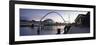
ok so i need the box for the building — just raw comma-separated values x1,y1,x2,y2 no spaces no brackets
75,12,90,27
20,20,33,27
43,19,54,25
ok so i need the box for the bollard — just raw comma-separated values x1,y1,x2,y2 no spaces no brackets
37,27,40,35
57,28,61,34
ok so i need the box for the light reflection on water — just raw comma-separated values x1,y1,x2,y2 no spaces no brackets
20,26,65,36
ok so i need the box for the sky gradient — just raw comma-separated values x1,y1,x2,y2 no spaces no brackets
20,9,88,23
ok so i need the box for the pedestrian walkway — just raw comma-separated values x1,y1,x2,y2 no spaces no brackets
67,26,90,34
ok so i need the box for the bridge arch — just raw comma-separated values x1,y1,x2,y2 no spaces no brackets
40,11,66,23
37,11,66,34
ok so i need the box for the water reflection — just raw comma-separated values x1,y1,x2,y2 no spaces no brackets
20,26,65,36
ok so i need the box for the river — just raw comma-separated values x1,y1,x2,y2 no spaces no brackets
20,26,65,36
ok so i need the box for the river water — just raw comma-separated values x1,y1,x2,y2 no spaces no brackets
20,26,65,36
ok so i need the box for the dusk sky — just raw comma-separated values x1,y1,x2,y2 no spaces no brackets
20,9,88,23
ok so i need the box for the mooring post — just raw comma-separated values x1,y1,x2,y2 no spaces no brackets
57,28,61,34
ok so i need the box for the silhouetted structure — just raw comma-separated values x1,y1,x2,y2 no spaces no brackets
75,12,90,27
37,27,40,35
63,25,71,34
57,28,61,34
43,19,54,25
